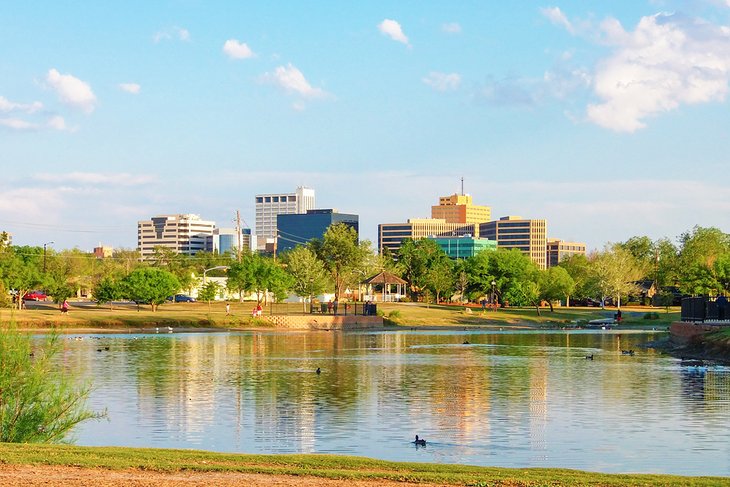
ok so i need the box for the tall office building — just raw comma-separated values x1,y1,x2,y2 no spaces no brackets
255,186,315,249
137,214,216,258
378,219,479,256
208,227,253,254
546,239,587,267
431,193,491,224
277,209,359,253
429,236,497,259
479,216,548,269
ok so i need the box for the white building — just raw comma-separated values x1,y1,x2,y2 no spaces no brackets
208,227,254,255
137,214,216,258
255,186,315,249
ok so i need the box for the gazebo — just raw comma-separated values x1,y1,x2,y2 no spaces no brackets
361,271,407,302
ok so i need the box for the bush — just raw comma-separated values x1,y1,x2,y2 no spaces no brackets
0,325,104,442
387,310,401,319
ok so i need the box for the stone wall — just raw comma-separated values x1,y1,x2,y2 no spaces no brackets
261,315,383,331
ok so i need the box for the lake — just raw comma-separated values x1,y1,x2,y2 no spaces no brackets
57,329,730,476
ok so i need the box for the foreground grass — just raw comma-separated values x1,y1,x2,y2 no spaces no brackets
0,443,724,486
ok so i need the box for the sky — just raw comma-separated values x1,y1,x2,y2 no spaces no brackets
1,0,729,253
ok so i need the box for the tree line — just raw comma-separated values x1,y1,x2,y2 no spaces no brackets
1,225,728,312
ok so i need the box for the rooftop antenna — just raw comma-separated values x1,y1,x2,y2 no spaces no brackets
461,176,464,196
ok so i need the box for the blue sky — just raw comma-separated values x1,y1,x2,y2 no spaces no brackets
1,0,729,252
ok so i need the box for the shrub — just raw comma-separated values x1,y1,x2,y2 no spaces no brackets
387,310,401,319
0,325,104,443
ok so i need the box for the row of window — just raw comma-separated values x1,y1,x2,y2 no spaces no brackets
256,195,297,203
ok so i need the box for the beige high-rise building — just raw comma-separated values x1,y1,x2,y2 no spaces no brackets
546,239,586,267
378,218,479,256
479,216,548,269
431,193,491,224
255,186,315,249
137,214,216,258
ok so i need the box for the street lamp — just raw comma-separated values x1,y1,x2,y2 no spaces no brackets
203,266,230,284
491,280,496,311
43,241,54,273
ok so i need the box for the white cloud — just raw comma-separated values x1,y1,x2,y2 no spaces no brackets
378,19,410,46
423,72,461,91
586,13,730,132
223,39,255,59
45,68,97,113
0,96,43,114
0,115,70,132
34,172,157,186
118,83,141,94
0,118,37,130
153,26,190,43
540,6,575,34
261,63,329,99
442,22,462,34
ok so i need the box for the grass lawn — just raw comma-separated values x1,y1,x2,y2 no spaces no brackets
0,443,724,487
0,299,679,331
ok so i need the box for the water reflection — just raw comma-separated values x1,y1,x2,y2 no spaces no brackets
52,330,730,476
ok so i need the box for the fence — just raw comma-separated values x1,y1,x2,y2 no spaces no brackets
266,302,378,317
681,296,729,323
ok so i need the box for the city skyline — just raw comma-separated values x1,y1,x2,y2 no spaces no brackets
1,1,729,251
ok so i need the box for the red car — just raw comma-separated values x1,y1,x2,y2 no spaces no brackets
23,291,48,301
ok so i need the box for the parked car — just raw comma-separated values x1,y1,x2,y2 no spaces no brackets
167,294,196,303
23,290,48,301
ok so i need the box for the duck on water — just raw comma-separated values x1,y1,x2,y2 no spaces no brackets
413,435,426,446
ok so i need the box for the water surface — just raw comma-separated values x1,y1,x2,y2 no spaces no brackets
56,330,730,476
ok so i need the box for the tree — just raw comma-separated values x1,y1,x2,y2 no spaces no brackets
539,266,575,312
396,238,450,302
423,254,454,304
283,246,328,312
0,326,103,442
0,247,45,310
226,260,254,302
716,253,730,295
677,227,729,295
197,281,221,310
558,254,593,304
487,249,539,307
121,268,180,311
93,277,123,310
312,223,370,300
590,245,643,309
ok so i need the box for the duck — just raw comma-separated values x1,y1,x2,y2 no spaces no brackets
585,354,594,360
621,350,635,356
413,435,426,446
463,340,470,345
316,367,321,375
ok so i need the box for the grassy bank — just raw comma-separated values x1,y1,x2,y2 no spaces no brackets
0,443,724,486
0,300,679,331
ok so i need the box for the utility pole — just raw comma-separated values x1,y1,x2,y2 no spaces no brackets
235,210,242,263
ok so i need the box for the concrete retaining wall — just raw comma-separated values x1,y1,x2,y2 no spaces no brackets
261,315,383,331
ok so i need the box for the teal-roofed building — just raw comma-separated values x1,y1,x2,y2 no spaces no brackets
429,236,497,259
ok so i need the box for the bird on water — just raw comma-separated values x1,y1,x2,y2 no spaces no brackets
316,367,321,375
413,435,426,446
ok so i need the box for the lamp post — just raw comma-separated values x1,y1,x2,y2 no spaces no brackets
43,241,54,273
491,280,496,311
203,265,230,284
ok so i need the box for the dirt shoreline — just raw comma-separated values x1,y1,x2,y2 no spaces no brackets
0,464,440,487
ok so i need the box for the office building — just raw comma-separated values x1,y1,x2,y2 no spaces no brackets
255,186,315,249
429,236,497,259
431,193,491,224
479,216,548,269
208,227,254,255
546,239,587,267
378,219,479,256
277,209,358,253
93,245,113,259
137,214,216,258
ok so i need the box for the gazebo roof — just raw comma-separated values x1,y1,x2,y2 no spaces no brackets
362,271,407,285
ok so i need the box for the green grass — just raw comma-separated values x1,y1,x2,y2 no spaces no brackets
0,300,679,331
0,443,724,486
379,302,679,329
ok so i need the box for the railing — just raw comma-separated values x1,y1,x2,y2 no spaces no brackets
266,302,377,316
681,296,729,323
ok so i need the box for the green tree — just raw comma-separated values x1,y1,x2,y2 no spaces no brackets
677,227,729,295
0,247,45,310
197,281,221,309
226,260,254,302
590,245,643,309
424,254,454,304
92,277,123,310
716,253,730,294
0,326,104,442
396,238,449,301
488,249,540,307
539,266,575,312
121,268,180,311
311,223,370,299
282,246,328,312
558,254,593,304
